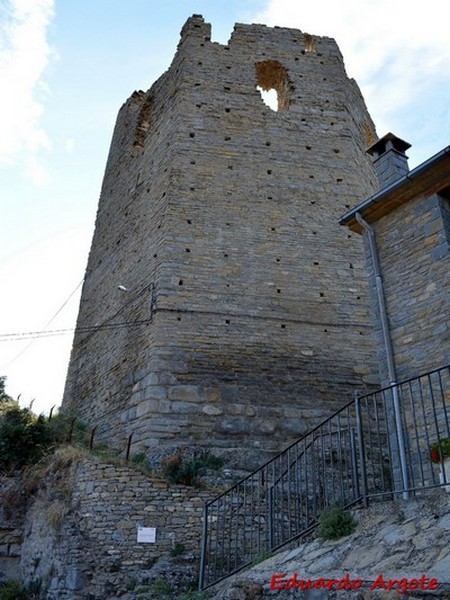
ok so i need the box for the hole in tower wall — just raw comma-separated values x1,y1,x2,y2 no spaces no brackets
133,95,154,148
255,60,291,112
257,87,278,110
303,33,316,53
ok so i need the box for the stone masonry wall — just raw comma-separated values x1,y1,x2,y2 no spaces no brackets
63,15,380,465
365,191,450,384
20,453,214,599
0,475,25,582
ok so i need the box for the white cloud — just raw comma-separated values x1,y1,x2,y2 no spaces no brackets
254,0,450,144
64,138,74,153
24,153,51,187
0,0,55,184
0,225,90,413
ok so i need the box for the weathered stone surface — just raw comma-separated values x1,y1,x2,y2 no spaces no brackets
361,192,450,384
0,475,25,581
18,454,215,599
62,14,379,464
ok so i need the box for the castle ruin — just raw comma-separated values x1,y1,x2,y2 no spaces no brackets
63,15,380,464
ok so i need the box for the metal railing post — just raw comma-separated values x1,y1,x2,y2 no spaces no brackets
199,504,209,590
125,432,133,461
391,385,409,500
68,417,76,443
89,425,97,450
350,427,360,500
268,486,274,550
354,393,368,508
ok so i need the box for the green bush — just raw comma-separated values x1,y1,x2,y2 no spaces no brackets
251,550,272,565
0,579,27,600
179,592,210,600
0,579,41,600
46,412,87,446
135,578,172,599
0,385,91,473
317,505,357,540
161,450,224,486
170,541,186,557
0,406,54,472
0,376,11,403
430,437,450,463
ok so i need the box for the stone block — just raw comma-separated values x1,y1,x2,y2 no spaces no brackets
136,398,168,417
171,401,201,414
140,372,159,387
8,543,21,557
66,567,85,591
202,404,223,416
168,385,202,402
215,417,250,435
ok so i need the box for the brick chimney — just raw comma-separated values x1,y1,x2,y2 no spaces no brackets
367,132,411,189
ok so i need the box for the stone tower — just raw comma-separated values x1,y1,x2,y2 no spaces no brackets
63,15,379,465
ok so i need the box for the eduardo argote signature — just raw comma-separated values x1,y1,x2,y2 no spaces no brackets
269,572,440,594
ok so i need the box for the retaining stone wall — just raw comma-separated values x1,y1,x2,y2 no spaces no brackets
19,455,214,599
0,475,25,582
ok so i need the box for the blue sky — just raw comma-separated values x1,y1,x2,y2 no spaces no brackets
1,0,449,414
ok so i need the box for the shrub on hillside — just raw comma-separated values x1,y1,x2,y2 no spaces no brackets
161,450,224,486
317,505,357,541
0,579,40,600
0,405,54,472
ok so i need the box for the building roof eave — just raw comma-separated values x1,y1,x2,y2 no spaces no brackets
339,145,450,233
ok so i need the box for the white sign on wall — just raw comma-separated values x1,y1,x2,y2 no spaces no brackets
137,526,156,543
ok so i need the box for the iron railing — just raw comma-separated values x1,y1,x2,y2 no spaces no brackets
199,364,450,589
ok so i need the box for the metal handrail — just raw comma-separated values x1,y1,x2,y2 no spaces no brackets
200,364,450,590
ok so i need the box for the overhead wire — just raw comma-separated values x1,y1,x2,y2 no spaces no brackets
0,282,154,345
0,320,153,342
0,279,84,368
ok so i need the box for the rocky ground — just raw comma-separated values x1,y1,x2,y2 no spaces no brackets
209,492,450,600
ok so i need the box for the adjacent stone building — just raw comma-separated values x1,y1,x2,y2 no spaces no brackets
63,15,379,464
340,134,450,384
